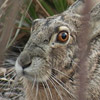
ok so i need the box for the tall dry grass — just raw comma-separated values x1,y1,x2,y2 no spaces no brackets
0,0,24,66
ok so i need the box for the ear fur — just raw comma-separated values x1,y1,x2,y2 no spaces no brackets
67,0,100,14
67,0,85,14
66,0,100,40
90,2,100,40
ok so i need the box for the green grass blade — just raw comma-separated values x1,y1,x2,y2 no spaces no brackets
28,3,38,19
39,0,54,16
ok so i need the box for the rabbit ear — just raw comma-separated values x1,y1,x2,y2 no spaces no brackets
67,0,100,14
89,3,100,41
67,0,100,40
67,0,85,14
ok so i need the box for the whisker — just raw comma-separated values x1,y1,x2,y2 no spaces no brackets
32,74,36,90
42,82,49,100
35,81,39,100
39,70,50,100
45,81,53,100
48,77,63,100
50,74,75,99
52,68,70,78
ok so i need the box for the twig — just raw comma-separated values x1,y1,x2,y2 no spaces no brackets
35,0,50,17
77,0,92,100
0,0,24,66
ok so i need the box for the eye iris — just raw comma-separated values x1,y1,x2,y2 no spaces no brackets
57,31,69,42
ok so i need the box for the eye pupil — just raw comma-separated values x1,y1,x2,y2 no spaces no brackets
61,33,67,39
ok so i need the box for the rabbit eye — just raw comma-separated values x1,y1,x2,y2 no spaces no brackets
57,31,69,42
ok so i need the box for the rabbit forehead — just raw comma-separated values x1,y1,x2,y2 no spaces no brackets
30,17,72,41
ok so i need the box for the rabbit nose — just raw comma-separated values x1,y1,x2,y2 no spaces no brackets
18,52,32,69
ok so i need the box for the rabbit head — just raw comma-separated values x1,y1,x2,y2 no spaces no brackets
15,0,100,99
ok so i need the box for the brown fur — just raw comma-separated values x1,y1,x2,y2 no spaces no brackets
15,0,100,100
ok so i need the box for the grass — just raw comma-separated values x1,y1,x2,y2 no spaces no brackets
4,0,74,50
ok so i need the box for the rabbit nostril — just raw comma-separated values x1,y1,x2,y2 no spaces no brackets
18,58,32,69
22,61,32,69
17,51,32,69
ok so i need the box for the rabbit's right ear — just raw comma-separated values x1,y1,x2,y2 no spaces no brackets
89,2,100,41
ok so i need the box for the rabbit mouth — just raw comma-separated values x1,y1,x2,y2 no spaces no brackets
15,57,52,82
23,71,51,82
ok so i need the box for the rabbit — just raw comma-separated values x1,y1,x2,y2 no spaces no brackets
15,0,100,100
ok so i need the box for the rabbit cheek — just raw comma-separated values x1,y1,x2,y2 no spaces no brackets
50,46,67,69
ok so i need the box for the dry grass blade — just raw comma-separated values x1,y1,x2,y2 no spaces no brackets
0,0,24,66
0,0,4,7
77,0,92,100
33,0,50,17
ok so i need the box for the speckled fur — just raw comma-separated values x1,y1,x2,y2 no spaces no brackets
15,0,100,100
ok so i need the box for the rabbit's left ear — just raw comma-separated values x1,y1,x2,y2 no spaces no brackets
67,0,100,40
67,0,100,15
67,0,85,14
